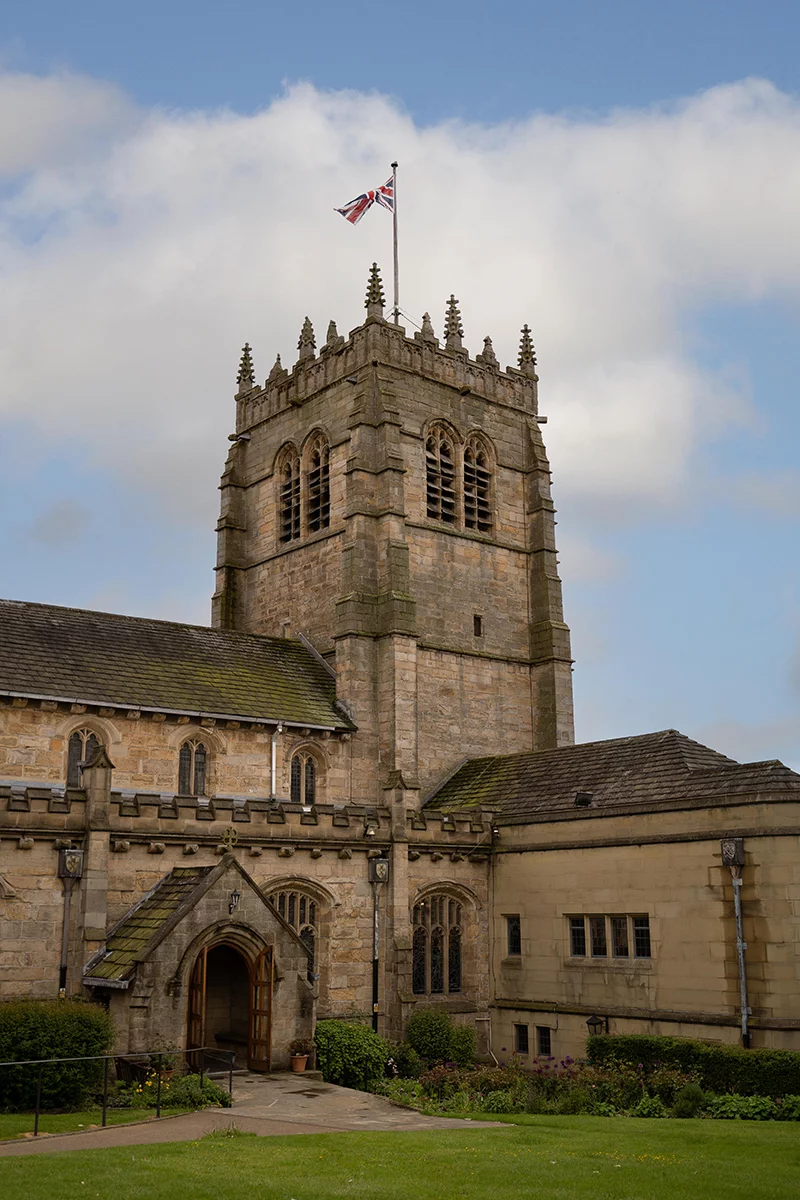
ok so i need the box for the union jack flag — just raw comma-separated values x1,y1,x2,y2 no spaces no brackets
335,176,394,225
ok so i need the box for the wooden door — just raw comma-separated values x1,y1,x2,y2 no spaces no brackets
187,947,207,1061
249,947,273,1071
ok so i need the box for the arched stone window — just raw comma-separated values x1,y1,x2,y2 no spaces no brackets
278,447,301,543
271,888,319,970
306,434,330,533
412,895,463,996
178,740,207,796
463,435,492,533
67,729,103,787
290,752,317,805
425,427,456,524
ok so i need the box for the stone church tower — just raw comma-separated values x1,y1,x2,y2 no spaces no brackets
212,265,574,808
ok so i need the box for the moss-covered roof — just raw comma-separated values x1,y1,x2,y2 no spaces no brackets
426,730,800,820
0,599,353,729
85,867,212,982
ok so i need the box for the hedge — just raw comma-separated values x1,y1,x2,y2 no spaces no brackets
314,1020,388,1092
0,998,115,1111
587,1034,800,1098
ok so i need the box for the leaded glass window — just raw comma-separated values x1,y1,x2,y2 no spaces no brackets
411,896,463,996
178,741,207,795
463,436,492,532
67,729,102,787
290,753,317,805
425,429,456,523
270,888,319,971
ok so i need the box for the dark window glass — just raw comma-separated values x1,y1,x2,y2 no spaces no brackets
290,756,302,804
178,743,192,794
85,732,100,763
304,756,316,805
277,892,286,919
536,1026,552,1057
309,901,316,926
570,917,587,957
67,732,84,787
514,1024,529,1054
448,926,462,993
299,896,307,925
473,614,483,637
308,440,330,532
463,439,492,532
633,916,651,958
300,925,315,970
430,927,445,993
506,915,522,956
611,916,629,958
193,743,206,796
280,455,301,542
426,432,456,524
589,917,608,957
412,927,427,995
288,893,296,927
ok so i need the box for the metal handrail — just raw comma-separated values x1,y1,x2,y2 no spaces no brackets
0,1045,236,1138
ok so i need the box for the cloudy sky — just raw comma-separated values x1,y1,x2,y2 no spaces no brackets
0,1,798,768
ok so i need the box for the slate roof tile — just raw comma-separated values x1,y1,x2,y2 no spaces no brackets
427,729,800,820
0,599,353,729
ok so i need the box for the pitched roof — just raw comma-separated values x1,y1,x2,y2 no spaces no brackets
426,729,800,821
0,599,353,729
84,866,213,982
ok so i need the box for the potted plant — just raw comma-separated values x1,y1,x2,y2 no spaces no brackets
289,1038,314,1073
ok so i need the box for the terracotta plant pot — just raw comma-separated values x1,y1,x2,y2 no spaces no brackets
290,1054,308,1073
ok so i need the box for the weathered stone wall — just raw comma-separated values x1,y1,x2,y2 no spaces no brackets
490,798,800,1057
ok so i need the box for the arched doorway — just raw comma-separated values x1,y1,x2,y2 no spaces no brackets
187,942,274,1071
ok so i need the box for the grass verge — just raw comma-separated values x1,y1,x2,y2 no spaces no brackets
0,1115,798,1199
0,1109,185,1141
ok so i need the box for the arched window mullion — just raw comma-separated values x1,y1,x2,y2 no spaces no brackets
426,428,456,525
307,437,330,533
280,451,301,543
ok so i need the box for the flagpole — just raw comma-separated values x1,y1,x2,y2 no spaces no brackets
391,161,399,322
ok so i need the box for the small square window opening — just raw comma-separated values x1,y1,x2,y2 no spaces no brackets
514,1023,529,1054
473,614,483,637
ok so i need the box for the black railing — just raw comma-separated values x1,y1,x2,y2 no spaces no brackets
0,1046,236,1138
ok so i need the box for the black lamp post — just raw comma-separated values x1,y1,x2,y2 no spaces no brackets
368,856,390,1033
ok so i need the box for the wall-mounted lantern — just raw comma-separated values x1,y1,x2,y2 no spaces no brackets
229,888,241,915
586,1014,606,1037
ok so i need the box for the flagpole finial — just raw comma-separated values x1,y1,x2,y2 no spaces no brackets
365,263,386,320
236,342,255,393
297,317,316,361
518,324,537,378
444,295,464,352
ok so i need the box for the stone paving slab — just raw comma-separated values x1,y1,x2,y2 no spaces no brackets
0,1073,500,1157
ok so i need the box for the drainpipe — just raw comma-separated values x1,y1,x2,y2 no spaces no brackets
270,723,284,798
721,839,750,1048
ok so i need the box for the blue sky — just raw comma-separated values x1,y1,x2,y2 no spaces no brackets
0,1,798,768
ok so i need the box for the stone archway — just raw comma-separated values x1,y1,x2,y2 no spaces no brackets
187,939,274,1071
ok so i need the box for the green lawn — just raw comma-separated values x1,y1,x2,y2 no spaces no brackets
1,1116,798,1199
0,1109,184,1141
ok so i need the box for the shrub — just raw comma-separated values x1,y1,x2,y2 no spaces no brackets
419,1064,461,1101
704,1093,779,1121
776,1095,800,1121
449,1024,476,1068
314,1020,388,1092
631,1094,669,1118
168,1074,232,1109
0,998,114,1112
672,1082,706,1118
405,1009,453,1064
556,1086,593,1115
588,1033,800,1098
480,1089,521,1114
386,1041,422,1079
647,1066,698,1105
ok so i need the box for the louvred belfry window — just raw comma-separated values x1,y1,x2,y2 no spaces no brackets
425,429,456,524
412,896,463,995
307,437,330,533
67,729,102,787
463,437,492,532
279,450,301,542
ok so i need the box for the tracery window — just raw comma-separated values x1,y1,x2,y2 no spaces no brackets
272,889,318,970
463,436,492,533
279,448,301,543
290,752,317,805
67,729,102,787
178,741,207,795
412,895,463,995
425,428,456,524
307,436,331,533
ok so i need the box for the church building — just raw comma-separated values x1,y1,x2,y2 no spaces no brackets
1,266,798,1067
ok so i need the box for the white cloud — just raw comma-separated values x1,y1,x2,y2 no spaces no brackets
0,75,799,526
